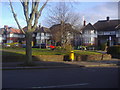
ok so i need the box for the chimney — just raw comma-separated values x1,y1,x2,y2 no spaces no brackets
83,20,86,26
4,25,8,29
106,16,110,21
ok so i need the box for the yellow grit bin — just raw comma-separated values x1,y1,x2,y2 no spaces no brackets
69,51,74,61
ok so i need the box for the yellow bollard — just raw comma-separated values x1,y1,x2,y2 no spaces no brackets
70,51,74,61
32,41,34,47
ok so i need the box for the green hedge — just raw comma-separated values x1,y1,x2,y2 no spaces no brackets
107,45,120,58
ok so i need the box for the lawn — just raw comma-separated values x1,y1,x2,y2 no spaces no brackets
1,48,101,56
2,48,68,56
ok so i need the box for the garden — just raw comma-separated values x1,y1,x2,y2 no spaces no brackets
1,47,112,62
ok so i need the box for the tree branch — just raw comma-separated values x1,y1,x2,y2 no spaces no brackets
9,0,25,34
28,2,39,27
32,0,49,31
38,0,49,17
22,1,29,23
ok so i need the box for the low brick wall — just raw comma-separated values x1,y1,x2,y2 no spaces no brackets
33,55,64,62
76,54,111,61
101,54,112,60
33,54,111,61
2,54,111,62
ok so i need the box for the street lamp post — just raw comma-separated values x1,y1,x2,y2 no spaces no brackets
109,36,111,46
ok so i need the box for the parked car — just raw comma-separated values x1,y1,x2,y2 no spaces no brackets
32,44,40,48
32,44,47,48
49,45,56,50
22,44,26,48
2,43,11,47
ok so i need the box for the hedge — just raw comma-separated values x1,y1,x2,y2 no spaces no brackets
107,45,120,59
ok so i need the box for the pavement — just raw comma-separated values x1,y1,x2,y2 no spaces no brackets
1,58,120,70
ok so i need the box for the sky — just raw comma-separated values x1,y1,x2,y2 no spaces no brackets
0,0,119,28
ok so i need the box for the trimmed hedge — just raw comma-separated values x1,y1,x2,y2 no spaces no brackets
107,45,120,59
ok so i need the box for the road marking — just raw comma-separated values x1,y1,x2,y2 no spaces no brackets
30,83,89,88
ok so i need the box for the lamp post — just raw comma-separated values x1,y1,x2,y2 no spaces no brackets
109,36,111,46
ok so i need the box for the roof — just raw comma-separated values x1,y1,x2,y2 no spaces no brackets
35,27,51,33
94,20,120,31
115,24,120,30
50,23,79,33
9,28,23,34
0,28,4,34
81,23,96,31
0,26,23,34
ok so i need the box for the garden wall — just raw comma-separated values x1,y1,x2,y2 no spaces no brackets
33,54,111,61
33,55,64,62
76,54,111,61
2,54,111,62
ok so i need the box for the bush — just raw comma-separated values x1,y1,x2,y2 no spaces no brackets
86,45,96,50
107,45,120,58
101,42,107,51
77,46,87,50
2,42,21,48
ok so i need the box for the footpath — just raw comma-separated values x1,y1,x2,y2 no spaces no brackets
1,58,120,70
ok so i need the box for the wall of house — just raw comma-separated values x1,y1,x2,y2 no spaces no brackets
97,30,118,46
0,35,2,44
82,30,97,45
36,32,51,45
116,29,120,44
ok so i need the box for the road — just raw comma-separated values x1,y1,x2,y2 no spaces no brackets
2,67,120,89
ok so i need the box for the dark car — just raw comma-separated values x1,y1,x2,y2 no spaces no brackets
40,44,46,48
32,44,40,48
32,44,46,48
22,44,26,48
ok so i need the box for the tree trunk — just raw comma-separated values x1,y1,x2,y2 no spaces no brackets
25,32,32,64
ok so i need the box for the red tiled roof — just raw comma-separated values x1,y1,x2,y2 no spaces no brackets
9,28,23,34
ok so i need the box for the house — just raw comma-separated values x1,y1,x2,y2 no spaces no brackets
50,23,82,46
0,25,25,44
21,25,52,46
81,17,120,47
115,24,120,44
34,26,52,45
94,17,120,46
81,22,97,46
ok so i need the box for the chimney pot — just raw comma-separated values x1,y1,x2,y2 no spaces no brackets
84,20,86,26
106,16,110,21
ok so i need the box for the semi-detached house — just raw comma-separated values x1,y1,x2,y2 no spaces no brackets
0,25,25,44
81,17,120,46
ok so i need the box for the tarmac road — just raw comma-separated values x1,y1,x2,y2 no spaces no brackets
2,67,120,89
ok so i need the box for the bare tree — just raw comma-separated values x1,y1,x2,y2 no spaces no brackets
47,2,81,27
48,2,81,49
9,0,49,64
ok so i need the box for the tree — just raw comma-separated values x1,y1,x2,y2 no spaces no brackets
9,0,49,64
47,2,81,50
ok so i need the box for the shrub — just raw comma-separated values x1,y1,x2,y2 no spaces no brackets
100,42,107,51
86,45,96,50
77,46,87,50
107,45,120,58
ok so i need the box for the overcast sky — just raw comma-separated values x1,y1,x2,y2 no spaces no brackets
0,0,119,28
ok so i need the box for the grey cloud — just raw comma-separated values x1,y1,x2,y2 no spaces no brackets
81,2,118,24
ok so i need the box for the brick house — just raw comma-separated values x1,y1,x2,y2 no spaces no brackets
0,25,25,44
81,23,97,46
50,23,82,46
33,26,52,46
81,17,120,47
94,17,120,46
